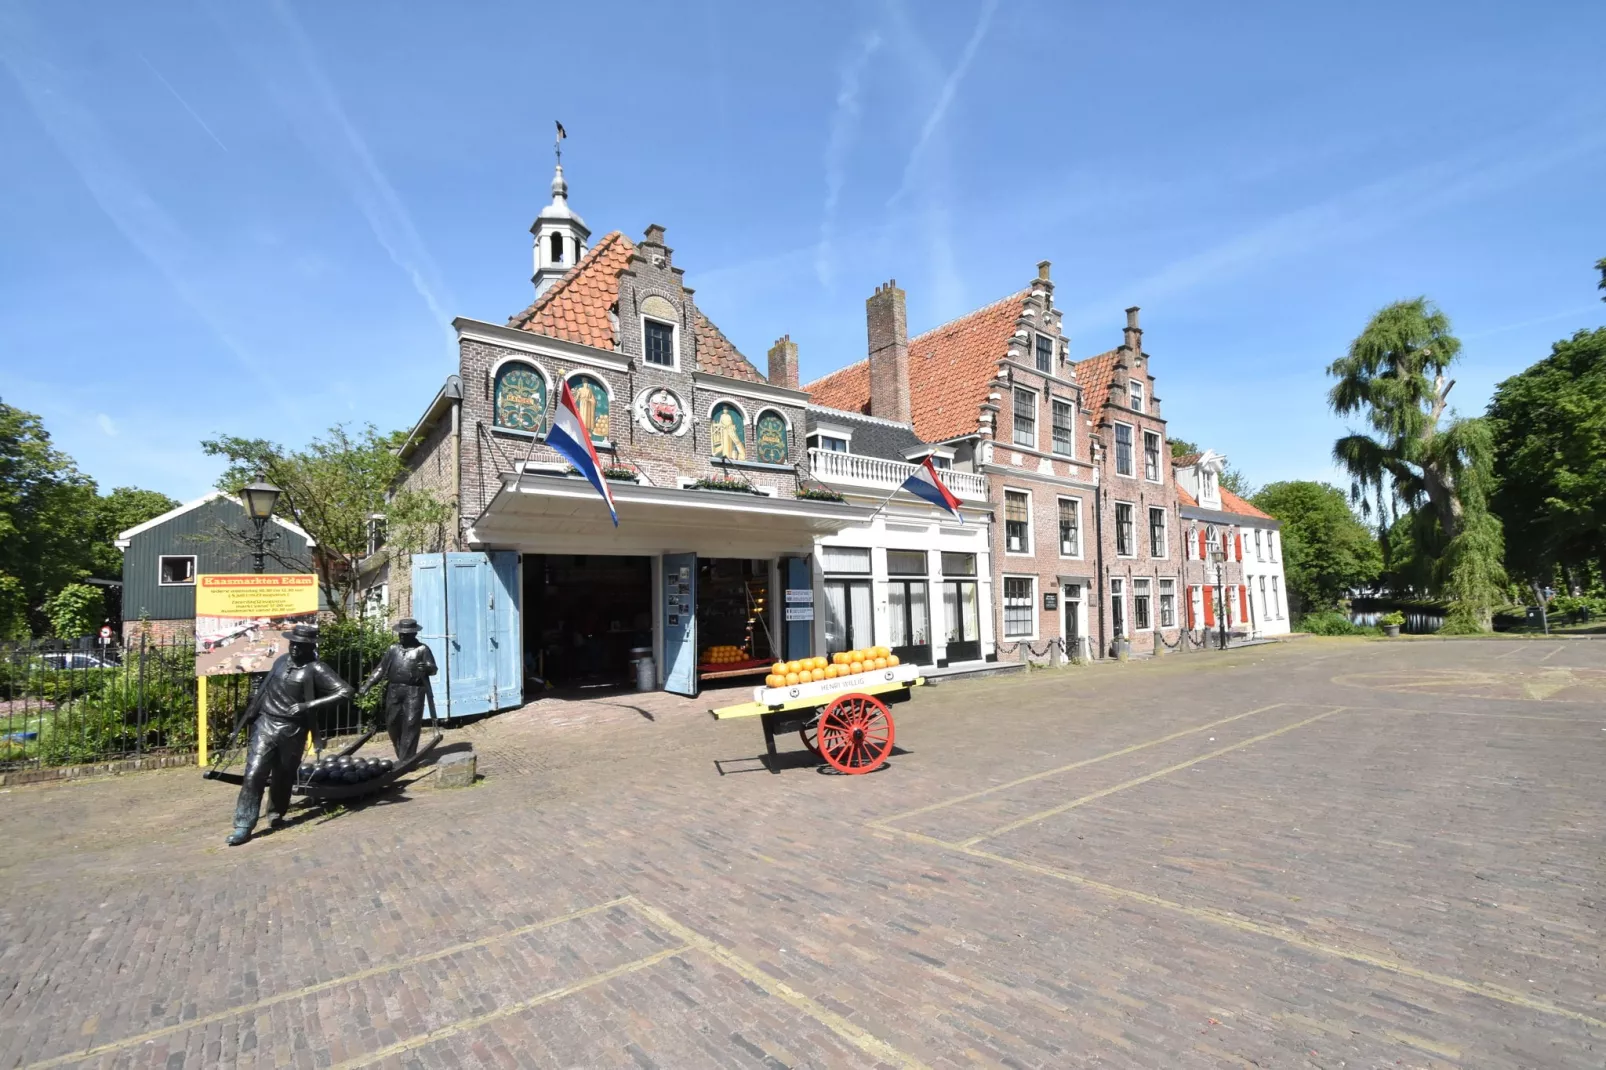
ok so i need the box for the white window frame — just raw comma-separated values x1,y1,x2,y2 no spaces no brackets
1142,430,1162,483
1056,496,1082,559
1002,574,1037,640
1158,577,1177,629
1129,380,1145,413
1147,506,1168,559
810,433,849,453
1113,421,1135,477
1255,528,1264,561
1012,388,1037,449
1050,398,1075,458
1033,332,1055,374
1189,584,1204,629
158,554,197,586
641,314,679,371
1271,575,1282,617
1003,488,1033,556
1114,500,1137,559
1110,577,1127,639
1132,577,1153,632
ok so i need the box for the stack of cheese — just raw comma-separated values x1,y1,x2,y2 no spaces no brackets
702,645,749,665
763,647,900,689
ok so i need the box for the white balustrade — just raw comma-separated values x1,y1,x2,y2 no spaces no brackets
807,448,988,501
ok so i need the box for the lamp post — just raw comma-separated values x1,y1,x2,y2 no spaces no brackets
240,477,282,574
1209,540,1228,651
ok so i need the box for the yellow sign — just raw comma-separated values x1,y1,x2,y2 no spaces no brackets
194,574,319,677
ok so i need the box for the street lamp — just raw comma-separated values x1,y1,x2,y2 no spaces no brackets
240,476,281,574
1208,538,1228,651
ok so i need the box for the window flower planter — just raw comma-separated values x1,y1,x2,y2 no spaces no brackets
795,488,845,503
689,477,762,495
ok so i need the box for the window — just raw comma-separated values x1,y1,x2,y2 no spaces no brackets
1058,498,1081,557
1201,469,1217,501
887,551,931,663
1110,578,1126,638
709,401,745,459
1189,585,1203,629
1051,399,1074,456
1271,576,1282,617
942,553,981,661
567,375,610,442
1003,577,1034,638
813,434,848,453
1129,380,1145,412
1159,578,1176,628
493,361,548,432
644,318,675,367
549,232,565,265
1269,532,1279,562
1013,389,1036,448
1115,502,1135,557
159,555,196,586
1148,506,1168,558
821,545,871,573
1255,529,1264,561
930,455,951,469
1133,578,1152,631
1004,491,1030,553
754,411,789,464
1034,333,1054,373
1143,431,1161,481
1114,423,1134,476
1258,576,1268,621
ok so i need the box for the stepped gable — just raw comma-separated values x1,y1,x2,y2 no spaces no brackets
1071,348,1121,417
507,230,633,348
804,290,1028,442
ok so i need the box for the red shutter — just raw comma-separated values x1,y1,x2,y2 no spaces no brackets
1240,585,1249,621
1187,589,1196,628
1234,532,1243,560
1203,586,1215,626
1198,530,1207,558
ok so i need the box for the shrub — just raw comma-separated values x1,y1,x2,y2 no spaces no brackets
317,617,392,723
1437,603,1488,634
1297,610,1370,636
1379,611,1406,628
35,647,198,764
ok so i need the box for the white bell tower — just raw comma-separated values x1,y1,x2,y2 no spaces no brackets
530,136,590,297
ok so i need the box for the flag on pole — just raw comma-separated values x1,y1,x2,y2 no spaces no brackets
547,379,618,526
555,120,566,140
899,456,963,521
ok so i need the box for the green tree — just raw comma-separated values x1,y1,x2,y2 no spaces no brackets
42,582,106,638
1328,299,1505,626
1169,438,1200,459
90,487,180,579
1219,468,1256,499
1487,327,1606,589
1596,256,1605,300
1252,481,1382,616
202,424,451,619
0,401,99,634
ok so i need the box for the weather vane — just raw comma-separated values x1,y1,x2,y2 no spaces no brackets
555,119,566,164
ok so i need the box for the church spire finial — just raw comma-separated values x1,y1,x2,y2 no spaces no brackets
530,121,589,298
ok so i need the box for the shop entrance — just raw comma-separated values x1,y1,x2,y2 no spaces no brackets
694,558,775,684
524,554,652,688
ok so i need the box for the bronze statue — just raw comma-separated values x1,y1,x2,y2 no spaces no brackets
228,622,354,846
358,618,438,761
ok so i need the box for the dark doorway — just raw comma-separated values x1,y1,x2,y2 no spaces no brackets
524,554,651,688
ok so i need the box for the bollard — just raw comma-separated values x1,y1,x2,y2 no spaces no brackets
434,749,476,788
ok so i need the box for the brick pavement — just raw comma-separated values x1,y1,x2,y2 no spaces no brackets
1,638,1603,1068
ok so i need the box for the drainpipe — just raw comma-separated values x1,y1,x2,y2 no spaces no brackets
450,397,462,550
1093,483,1106,660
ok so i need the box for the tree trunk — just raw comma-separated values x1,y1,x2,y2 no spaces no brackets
1421,465,1462,541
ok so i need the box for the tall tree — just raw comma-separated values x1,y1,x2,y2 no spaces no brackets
202,424,451,619
1328,299,1505,626
90,487,180,579
1252,481,1382,616
1487,327,1606,588
0,401,98,635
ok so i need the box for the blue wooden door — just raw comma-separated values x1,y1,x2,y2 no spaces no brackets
411,552,523,717
662,553,698,696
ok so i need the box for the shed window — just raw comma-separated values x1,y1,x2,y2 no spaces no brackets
159,555,196,586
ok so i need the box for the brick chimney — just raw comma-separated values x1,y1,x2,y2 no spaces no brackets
866,280,910,423
767,335,799,389
1123,306,1142,354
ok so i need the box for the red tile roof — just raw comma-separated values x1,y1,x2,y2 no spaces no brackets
505,230,765,381
1220,487,1271,519
1174,481,1198,507
804,290,1028,441
1071,348,1120,418
1172,451,1203,468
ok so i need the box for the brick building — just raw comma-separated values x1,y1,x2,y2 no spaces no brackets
386,161,870,709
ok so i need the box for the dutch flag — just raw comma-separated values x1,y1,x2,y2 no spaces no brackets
900,456,963,521
547,379,619,526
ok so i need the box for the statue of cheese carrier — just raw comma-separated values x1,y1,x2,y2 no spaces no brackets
709,647,923,774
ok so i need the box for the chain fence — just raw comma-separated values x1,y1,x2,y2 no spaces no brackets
1,627,390,774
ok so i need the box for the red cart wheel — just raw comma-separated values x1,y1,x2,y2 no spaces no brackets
799,721,819,755
816,693,895,774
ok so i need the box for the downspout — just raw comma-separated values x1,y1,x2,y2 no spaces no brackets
1093,483,1106,660
451,398,462,549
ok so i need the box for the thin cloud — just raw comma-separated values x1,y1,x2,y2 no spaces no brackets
224,0,457,338
888,0,1000,207
138,52,229,152
96,413,118,437
816,30,883,288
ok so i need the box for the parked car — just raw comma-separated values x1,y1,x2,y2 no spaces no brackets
39,652,118,670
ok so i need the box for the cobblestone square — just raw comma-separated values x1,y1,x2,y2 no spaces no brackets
2,638,1602,1068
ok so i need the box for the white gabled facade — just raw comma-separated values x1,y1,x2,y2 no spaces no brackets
1174,450,1289,638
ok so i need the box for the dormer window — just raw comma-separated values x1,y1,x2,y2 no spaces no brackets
1129,380,1145,412
1201,469,1218,501
811,434,848,453
644,319,675,367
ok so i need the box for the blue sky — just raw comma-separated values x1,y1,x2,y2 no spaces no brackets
3,0,1603,502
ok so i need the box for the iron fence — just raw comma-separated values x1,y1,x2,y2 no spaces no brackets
1,633,388,773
